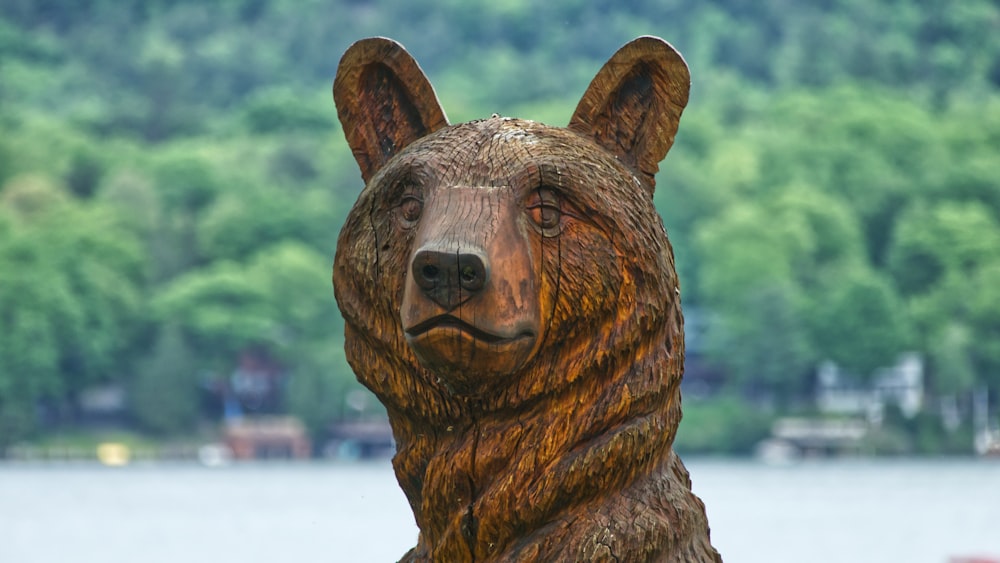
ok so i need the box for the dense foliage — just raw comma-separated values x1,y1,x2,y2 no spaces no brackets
1,0,998,449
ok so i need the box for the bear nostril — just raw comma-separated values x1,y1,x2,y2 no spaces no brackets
413,254,441,290
460,266,477,283
458,255,486,292
422,264,440,282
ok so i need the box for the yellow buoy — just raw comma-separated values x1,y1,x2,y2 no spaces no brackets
96,443,131,466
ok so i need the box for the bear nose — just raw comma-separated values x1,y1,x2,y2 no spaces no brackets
412,248,489,310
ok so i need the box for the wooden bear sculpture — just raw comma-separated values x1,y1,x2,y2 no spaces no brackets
332,36,721,562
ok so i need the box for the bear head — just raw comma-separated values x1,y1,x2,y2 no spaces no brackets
333,36,689,413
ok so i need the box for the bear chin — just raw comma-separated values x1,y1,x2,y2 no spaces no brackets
405,323,537,394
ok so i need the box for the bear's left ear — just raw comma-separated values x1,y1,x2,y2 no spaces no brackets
333,37,449,183
568,36,690,192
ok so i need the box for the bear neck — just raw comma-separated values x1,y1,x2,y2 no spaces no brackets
386,340,684,561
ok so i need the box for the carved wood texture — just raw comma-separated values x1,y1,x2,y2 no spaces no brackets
333,36,721,562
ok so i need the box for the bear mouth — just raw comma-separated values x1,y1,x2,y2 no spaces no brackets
405,315,535,344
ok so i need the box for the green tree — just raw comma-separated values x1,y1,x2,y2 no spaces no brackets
149,154,223,279
130,324,201,434
154,155,220,215
694,202,816,398
197,191,311,263
808,268,912,379
152,241,339,367
705,283,814,400
888,201,1000,297
285,343,356,441
0,175,146,435
888,201,1000,390
241,87,336,134
966,263,1000,389
770,185,866,290
152,261,273,362
694,202,802,308
929,322,977,395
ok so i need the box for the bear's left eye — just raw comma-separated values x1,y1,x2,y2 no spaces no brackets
399,195,423,225
532,204,559,229
527,188,562,236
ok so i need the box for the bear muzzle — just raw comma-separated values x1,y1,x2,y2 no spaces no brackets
399,185,543,390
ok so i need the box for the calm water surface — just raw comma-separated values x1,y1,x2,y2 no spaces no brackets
1,458,998,562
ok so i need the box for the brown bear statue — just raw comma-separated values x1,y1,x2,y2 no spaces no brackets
332,36,722,562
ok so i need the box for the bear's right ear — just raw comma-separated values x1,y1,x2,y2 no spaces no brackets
568,36,690,192
333,38,449,183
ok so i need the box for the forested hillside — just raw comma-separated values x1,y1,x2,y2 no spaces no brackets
2,0,998,451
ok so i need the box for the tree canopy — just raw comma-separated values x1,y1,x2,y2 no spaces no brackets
1,0,998,446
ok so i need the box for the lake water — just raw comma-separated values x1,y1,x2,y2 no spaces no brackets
1,458,998,562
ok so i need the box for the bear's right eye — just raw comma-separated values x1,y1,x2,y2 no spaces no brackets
399,196,423,225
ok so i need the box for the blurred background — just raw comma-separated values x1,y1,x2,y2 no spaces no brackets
1,0,999,561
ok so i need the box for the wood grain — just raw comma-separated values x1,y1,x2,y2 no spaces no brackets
332,36,720,562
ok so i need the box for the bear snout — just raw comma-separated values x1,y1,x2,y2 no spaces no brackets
397,185,543,387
